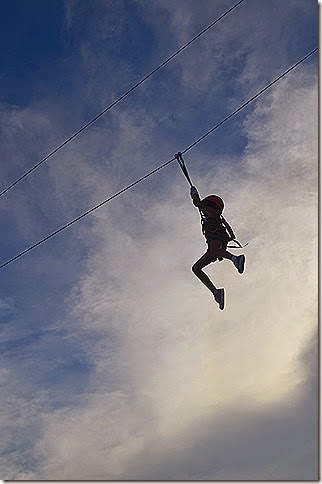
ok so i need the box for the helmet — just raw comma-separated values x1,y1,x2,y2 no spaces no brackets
204,195,224,213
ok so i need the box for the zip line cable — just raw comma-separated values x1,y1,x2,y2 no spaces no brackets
0,47,317,271
182,47,318,155
0,0,245,200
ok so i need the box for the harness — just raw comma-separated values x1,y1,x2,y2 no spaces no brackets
200,213,245,248
175,152,248,250
201,215,227,242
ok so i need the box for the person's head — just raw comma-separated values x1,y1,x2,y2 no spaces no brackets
203,195,224,214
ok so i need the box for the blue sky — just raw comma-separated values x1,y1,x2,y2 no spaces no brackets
0,0,66,105
0,0,318,480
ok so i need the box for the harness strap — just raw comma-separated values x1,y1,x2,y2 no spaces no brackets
220,215,236,240
175,152,193,187
175,152,205,221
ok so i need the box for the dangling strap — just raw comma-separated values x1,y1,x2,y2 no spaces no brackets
227,240,249,249
221,215,249,249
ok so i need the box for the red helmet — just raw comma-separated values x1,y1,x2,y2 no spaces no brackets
203,195,224,213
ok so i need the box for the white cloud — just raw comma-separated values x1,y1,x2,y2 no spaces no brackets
0,1,317,480
9,67,315,480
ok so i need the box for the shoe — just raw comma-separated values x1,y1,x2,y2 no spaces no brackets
233,254,245,274
214,288,225,310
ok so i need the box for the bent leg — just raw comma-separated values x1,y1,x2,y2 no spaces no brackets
192,251,218,295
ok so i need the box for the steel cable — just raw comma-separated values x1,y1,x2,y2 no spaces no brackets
0,47,317,270
0,0,245,199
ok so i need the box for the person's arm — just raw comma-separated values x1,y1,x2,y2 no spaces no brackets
190,186,202,208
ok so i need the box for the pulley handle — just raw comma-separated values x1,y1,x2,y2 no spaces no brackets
174,152,193,187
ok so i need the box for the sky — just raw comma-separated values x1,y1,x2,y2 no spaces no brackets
0,0,318,480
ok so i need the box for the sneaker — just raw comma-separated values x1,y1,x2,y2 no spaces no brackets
233,254,245,274
214,288,225,310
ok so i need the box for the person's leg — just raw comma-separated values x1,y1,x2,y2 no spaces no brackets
192,251,218,295
208,240,246,273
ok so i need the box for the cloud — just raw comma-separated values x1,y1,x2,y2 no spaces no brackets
2,65,314,481
125,332,318,480
0,1,317,480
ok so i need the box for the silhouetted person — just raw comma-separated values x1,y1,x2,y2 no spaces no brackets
190,186,245,310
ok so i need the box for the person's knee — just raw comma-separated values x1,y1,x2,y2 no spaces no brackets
192,263,201,275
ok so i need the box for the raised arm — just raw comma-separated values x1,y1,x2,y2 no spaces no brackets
190,186,202,208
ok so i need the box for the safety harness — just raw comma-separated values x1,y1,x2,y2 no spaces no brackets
175,152,248,250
